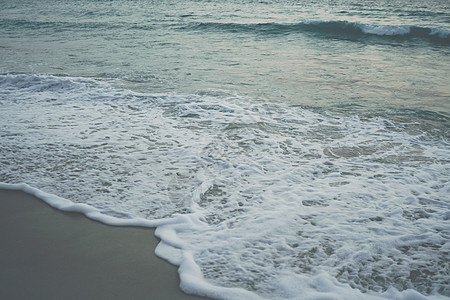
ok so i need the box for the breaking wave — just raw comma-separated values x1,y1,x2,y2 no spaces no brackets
186,20,450,45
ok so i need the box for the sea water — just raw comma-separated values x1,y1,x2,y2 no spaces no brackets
0,0,449,299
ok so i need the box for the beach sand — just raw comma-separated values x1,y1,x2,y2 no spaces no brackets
0,189,208,300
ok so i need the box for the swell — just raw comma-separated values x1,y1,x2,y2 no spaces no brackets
185,20,450,45
3,17,449,45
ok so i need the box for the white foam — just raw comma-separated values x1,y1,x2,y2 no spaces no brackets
1,74,449,299
0,182,163,227
360,24,411,36
0,181,260,299
274,272,383,300
430,28,450,38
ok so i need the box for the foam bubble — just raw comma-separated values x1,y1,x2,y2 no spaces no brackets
360,24,411,36
1,74,449,299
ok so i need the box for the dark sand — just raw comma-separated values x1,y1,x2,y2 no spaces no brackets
0,189,208,300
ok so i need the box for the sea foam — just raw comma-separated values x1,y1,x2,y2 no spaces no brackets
1,74,449,299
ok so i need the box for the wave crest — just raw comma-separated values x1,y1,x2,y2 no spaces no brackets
187,20,450,44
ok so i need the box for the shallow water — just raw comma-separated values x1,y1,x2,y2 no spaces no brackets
1,0,449,299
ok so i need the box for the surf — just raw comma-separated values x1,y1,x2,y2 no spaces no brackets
1,73,449,299
185,20,450,45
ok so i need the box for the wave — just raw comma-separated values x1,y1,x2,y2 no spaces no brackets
186,20,450,45
2,73,450,299
3,17,448,45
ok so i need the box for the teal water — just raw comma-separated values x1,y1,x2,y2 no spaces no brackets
1,0,449,299
1,0,449,123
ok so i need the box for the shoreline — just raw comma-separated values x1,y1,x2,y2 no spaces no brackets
0,188,208,300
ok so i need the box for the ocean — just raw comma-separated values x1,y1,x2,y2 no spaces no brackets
1,0,449,299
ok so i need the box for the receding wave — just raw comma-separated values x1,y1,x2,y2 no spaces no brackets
2,73,450,299
187,20,450,45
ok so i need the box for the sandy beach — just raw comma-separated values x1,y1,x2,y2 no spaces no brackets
0,189,208,300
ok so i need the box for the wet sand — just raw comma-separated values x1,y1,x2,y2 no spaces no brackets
0,189,208,300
